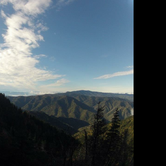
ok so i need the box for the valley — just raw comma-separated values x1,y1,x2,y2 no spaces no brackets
1,91,134,166
8,90,133,132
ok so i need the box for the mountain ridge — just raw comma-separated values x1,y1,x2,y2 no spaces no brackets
8,91,133,124
4,90,133,101
57,90,133,101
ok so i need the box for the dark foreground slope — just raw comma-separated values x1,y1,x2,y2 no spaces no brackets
0,93,78,166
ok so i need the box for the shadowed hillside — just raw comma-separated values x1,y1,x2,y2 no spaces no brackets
0,93,78,166
27,111,89,134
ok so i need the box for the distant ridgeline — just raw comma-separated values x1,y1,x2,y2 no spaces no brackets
8,90,133,126
63,90,133,101
4,90,133,101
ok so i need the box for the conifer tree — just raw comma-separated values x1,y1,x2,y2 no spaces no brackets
119,129,130,166
84,129,88,161
104,108,121,166
90,102,106,166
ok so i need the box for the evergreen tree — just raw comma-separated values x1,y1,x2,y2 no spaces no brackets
118,129,130,166
89,102,106,166
104,108,121,166
84,129,88,161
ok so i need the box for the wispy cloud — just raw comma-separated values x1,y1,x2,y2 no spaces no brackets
40,78,70,89
0,0,68,91
94,69,133,79
54,78,70,86
0,0,52,16
126,65,133,69
54,0,76,11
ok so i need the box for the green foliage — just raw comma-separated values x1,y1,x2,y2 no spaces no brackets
1,93,134,166
89,103,107,166
8,94,133,124
73,113,134,166
104,109,122,166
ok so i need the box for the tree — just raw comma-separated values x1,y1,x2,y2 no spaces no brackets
119,129,130,166
90,102,106,166
104,108,121,166
84,129,88,161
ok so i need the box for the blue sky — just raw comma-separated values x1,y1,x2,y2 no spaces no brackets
0,0,133,95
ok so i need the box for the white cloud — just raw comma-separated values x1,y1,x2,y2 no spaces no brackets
94,69,133,79
55,78,70,86
40,78,70,88
0,0,68,91
127,65,133,68
1,10,7,18
0,0,52,16
36,22,48,33
34,54,47,59
37,78,70,92
54,0,76,11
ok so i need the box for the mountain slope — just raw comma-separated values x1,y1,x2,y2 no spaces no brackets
27,111,89,134
58,90,133,101
0,93,78,166
9,95,96,123
8,92,133,123
74,115,134,147
73,95,133,120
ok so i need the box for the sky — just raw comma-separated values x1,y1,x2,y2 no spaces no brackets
0,0,133,95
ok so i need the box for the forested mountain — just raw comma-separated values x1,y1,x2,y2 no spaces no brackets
0,93,78,166
62,90,133,102
9,95,96,123
73,95,133,120
73,106,134,166
74,115,134,147
8,92,133,124
27,111,89,134
0,93,134,166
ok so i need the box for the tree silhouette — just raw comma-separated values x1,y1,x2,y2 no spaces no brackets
89,102,106,166
104,108,121,166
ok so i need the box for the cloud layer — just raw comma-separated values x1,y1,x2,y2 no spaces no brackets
94,69,133,79
0,0,69,91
